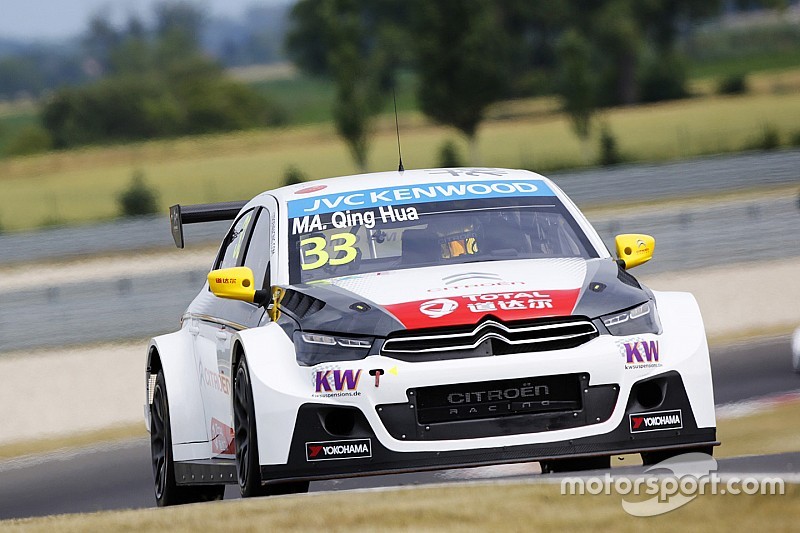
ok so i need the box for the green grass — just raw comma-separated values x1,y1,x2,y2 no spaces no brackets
251,75,337,124
689,49,800,80
252,72,420,125
0,108,37,155
2,476,797,532
1,88,800,232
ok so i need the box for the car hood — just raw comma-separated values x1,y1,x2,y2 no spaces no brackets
283,258,650,336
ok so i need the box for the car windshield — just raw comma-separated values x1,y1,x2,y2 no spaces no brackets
287,195,597,285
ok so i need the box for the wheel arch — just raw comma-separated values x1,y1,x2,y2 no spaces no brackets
144,344,162,433
232,339,246,377
147,332,209,450
652,290,716,428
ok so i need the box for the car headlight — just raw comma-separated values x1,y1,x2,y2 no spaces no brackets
293,331,374,366
600,301,661,336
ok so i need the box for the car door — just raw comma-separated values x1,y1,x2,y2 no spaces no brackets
194,205,274,458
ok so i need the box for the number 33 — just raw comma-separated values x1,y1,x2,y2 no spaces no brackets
300,233,358,270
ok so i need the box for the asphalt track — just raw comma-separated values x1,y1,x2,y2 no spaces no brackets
1,337,797,521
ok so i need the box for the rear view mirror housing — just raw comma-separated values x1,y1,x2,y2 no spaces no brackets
614,234,655,270
207,267,269,306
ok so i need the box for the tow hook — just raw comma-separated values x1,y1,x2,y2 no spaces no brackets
369,369,384,388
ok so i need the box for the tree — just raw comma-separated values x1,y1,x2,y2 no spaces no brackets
287,0,403,172
410,0,512,163
591,0,642,106
42,3,279,148
82,13,121,75
153,1,205,68
556,29,596,162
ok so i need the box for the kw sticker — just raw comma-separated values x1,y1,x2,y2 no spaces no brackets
312,368,362,398
621,340,662,370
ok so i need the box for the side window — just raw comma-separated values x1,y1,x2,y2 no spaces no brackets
217,209,255,270
243,209,272,290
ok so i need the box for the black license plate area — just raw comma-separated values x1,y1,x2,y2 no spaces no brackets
415,374,582,424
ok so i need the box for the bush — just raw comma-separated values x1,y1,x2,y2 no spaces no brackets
743,124,781,151
438,140,464,168
283,165,308,187
598,125,623,166
4,125,52,156
118,171,159,216
717,73,748,95
790,130,800,147
758,125,781,151
39,215,66,228
639,51,690,103
41,59,279,148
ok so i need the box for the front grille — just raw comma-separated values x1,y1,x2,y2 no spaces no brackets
381,317,598,360
415,374,582,424
375,377,618,441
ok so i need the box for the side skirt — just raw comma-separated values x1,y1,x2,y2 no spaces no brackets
174,459,237,486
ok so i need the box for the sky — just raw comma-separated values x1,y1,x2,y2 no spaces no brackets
0,0,290,41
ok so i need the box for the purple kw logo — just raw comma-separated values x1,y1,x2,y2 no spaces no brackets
625,340,659,364
315,369,362,392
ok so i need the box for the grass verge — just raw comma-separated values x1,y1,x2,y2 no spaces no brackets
2,477,797,532
715,396,800,459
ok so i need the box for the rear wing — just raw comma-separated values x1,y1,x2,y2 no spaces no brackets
169,201,248,248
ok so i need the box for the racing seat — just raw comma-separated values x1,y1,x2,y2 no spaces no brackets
401,228,441,266
484,217,531,256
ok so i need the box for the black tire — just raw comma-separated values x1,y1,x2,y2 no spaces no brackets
641,445,714,466
150,370,225,506
233,357,309,498
540,455,611,474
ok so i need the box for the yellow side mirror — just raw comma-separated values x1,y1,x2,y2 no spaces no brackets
208,266,260,303
615,234,655,270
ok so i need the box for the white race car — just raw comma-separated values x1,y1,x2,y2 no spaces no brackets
145,168,717,505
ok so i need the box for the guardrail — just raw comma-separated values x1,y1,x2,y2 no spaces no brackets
1,194,797,353
0,151,798,352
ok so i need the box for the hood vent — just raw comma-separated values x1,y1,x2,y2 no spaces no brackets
381,317,598,361
282,289,325,319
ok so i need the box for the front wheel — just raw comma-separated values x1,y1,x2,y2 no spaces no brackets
233,357,309,497
150,369,225,506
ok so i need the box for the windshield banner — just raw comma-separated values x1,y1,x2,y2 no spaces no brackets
287,179,555,218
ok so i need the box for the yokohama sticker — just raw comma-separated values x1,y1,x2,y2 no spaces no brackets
305,439,372,461
629,409,683,433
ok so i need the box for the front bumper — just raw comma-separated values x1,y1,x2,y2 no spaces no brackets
261,371,717,483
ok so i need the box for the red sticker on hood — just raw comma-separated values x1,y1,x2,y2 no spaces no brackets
384,289,581,329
